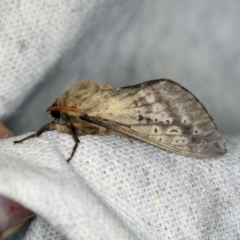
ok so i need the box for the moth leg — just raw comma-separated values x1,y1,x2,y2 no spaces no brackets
103,128,133,143
13,122,58,144
118,133,133,143
67,126,80,163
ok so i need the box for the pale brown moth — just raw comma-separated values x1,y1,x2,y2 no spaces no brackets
14,79,226,162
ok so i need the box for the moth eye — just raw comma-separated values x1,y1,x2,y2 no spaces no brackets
214,142,221,149
51,111,60,119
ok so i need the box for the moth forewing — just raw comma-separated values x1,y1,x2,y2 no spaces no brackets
80,79,226,158
14,79,226,162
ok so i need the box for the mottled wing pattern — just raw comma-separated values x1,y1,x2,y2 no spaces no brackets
81,79,226,158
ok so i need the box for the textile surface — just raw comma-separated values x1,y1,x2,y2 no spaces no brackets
0,0,240,239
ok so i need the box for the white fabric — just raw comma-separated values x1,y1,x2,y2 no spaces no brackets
1,1,240,239
1,134,240,240
0,0,101,118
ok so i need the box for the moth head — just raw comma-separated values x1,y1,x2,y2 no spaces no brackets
46,109,60,122
50,110,61,120
46,104,86,122
47,102,61,122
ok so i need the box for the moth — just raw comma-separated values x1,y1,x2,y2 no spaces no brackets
14,79,226,162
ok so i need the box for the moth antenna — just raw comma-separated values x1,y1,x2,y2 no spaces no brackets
47,106,87,114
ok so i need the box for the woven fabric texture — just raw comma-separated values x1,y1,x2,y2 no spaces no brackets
0,0,240,239
1,134,240,239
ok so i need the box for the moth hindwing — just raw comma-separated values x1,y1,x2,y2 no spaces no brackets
14,79,226,162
